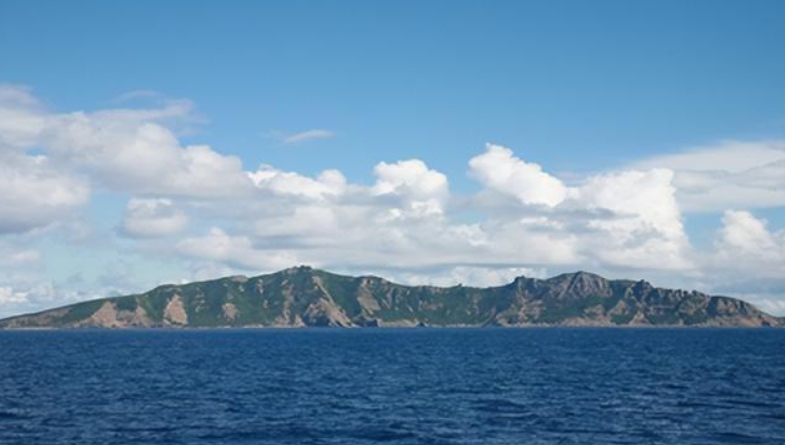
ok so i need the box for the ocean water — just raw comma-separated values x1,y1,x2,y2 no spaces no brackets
0,329,783,444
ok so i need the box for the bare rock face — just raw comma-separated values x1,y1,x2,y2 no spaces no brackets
163,295,188,326
71,301,153,328
80,302,119,327
302,299,353,327
0,267,781,328
356,282,382,313
222,303,238,321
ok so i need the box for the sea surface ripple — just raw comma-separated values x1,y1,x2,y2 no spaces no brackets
1,328,784,444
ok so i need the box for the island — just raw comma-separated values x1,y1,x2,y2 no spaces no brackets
0,266,781,328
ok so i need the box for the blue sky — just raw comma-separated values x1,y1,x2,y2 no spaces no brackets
1,1,784,316
4,1,784,178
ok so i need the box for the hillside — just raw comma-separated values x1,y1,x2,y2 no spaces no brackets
0,266,781,328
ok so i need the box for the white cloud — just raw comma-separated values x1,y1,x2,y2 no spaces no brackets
719,210,778,251
0,287,28,304
112,89,163,103
282,129,335,144
120,198,188,238
0,85,254,200
176,228,299,271
680,210,785,313
466,143,691,271
635,140,785,211
248,165,347,200
0,84,47,149
570,168,691,270
0,84,40,108
0,279,133,319
173,145,693,280
636,140,785,173
2,249,40,265
373,159,449,200
469,143,568,207
44,117,254,198
0,153,90,233
389,266,547,288
372,159,449,218
573,169,682,237
716,210,784,266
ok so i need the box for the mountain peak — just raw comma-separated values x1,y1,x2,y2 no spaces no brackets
279,265,316,275
547,270,608,288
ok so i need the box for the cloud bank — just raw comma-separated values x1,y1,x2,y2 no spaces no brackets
1,84,784,316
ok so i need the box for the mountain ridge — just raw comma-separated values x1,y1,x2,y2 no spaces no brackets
1,266,781,328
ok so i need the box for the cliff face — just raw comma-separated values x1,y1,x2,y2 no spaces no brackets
0,267,781,328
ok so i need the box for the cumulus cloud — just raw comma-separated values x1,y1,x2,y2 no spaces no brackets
715,210,784,267
0,84,259,234
1,84,254,199
248,165,347,200
665,209,785,313
372,159,449,217
172,144,693,280
469,143,568,207
0,154,90,233
573,169,682,237
43,117,253,198
466,143,691,270
120,198,188,238
570,168,691,270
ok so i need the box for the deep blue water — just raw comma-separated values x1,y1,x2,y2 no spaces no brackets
0,329,784,444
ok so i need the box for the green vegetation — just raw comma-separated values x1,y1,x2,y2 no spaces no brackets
681,313,709,325
0,267,779,328
539,295,605,324
114,296,138,312
611,312,635,325
645,312,681,325
57,299,105,325
137,289,171,323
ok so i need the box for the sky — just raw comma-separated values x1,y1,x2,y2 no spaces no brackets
1,0,784,317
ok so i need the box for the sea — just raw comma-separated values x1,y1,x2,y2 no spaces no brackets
0,328,783,444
